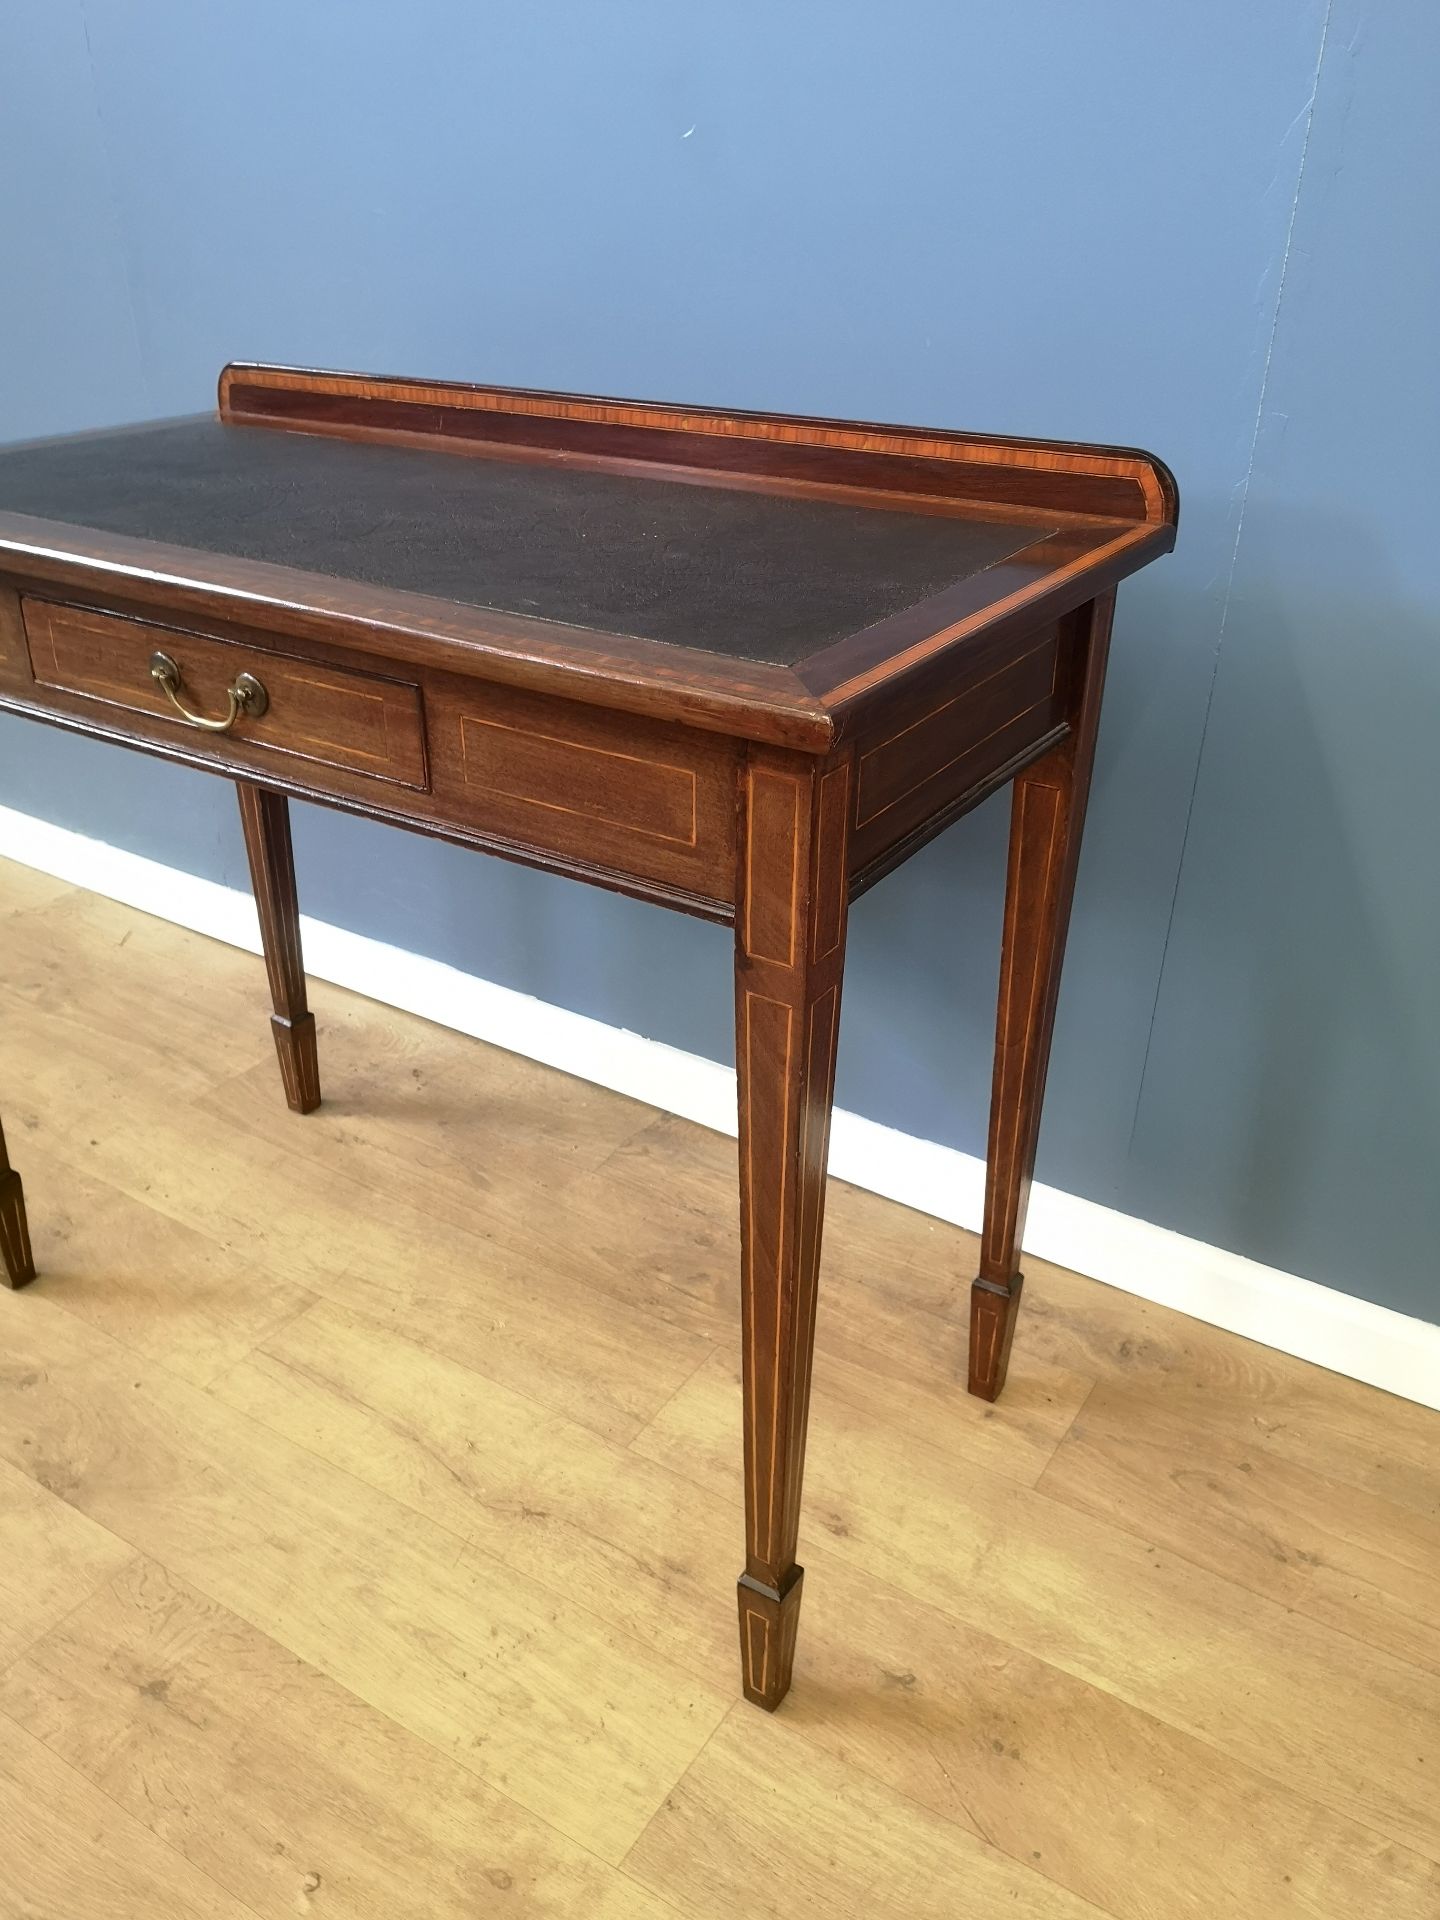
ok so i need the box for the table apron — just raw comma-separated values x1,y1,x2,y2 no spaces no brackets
0,586,1077,921
0,586,742,917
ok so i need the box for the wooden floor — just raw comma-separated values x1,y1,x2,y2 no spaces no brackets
1,854,1438,1920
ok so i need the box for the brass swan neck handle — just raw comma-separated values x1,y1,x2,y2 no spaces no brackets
149,651,268,733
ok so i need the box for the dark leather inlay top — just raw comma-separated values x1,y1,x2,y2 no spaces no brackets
0,418,1057,667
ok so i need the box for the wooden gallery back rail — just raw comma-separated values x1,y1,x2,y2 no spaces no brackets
0,364,1176,1710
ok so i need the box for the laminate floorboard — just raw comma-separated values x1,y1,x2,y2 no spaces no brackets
2,854,1436,1918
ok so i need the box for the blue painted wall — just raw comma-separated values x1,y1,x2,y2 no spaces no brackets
1,2,1434,1321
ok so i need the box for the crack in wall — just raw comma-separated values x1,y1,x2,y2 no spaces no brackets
1124,0,1337,1165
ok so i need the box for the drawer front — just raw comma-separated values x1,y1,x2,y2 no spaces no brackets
20,598,427,790
429,676,737,903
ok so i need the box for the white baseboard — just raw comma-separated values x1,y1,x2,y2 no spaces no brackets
3,801,1437,1412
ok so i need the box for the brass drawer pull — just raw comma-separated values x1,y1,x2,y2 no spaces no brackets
149,650,269,732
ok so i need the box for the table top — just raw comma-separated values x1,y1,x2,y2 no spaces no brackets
0,365,1177,746
0,418,1060,670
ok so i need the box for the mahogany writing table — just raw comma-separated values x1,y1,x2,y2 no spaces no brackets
0,365,1176,1709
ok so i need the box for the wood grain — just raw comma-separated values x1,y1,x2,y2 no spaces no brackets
634,1346,1440,1863
428,672,739,904
845,615,1071,893
775,1550,1440,1920
0,981,711,1448
2,859,1438,1920
0,1712,255,1920
1037,1374,1440,1674
1012,1247,1440,1523
0,507,832,750
236,782,321,1113
0,1293,727,1863
0,364,1178,1480
0,1557,677,1920
10,1141,314,1389
0,1457,133,1671
1,360,1177,767
624,1707,1105,1920
208,1297,1440,1920
556,1110,1096,1485
220,361,1178,525
0,582,28,686
732,748,852,1706
971,593,1117,1400
0,1113,34,1288
24,596,429,789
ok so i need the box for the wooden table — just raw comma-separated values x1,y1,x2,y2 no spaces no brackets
0,365,1176,1709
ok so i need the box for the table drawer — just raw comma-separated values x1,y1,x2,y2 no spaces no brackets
20,598,427,790
429,676,737,903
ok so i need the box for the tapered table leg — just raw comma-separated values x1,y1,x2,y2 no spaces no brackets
733,748,851,1709
236,782,321,1114
970,592,1116,1400
0,1117,35,1288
